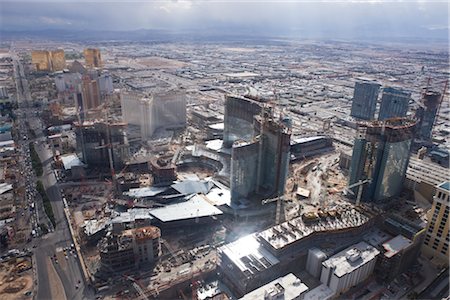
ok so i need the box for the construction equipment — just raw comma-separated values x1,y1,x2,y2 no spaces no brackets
344,179,371,205
124,275,149,300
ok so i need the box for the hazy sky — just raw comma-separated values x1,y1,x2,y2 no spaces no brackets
0,1,448,40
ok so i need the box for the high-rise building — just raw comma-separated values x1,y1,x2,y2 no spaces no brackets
120,90,186,140
81,74,101,110
50,49,66,71
348,118,416,202
350,81,381,120
97,73,114,95
31,49,66,71
31,50,51,71
223,95,262,148
230,107,291,205
416,90,441,140
84,48,102,68
422,181,449,267
75,120,129,170
378,87,411,121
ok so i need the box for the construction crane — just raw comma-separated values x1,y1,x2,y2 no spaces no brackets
261,195,284,225
344,179,371,205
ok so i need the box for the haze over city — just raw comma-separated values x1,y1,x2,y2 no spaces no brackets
0,0,448,300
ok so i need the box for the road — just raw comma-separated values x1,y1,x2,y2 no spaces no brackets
12,51,93,300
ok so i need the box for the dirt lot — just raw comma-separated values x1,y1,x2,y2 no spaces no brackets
0,257,33,300
137,56,189,69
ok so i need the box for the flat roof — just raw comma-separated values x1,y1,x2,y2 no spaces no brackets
239,273,309,300
149,194,223,222
60,154,85,170
218,234,279,275
291,136,327,145
205,139,223,151
123,186,167,198
304,284,334,300
322,241,379,278
382,235,412,258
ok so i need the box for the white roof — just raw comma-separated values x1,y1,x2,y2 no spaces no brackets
205,139,223,151
60,154,85,170
382,235,412,258
123,186,167,198
149,194,223,222
0,140,14,147
239,273,309,300
218,234,279,275
0,183,13,195
322,241,379,278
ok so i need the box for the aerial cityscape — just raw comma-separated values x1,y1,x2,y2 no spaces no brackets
0,1,448,299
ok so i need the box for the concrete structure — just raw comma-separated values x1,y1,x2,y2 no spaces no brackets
290,136,333,161
422,182,449,267
230,107,291,205
99,225,161,272
306,248,327,278
348,118,416,202
31,49,66,72
97,72,114,95
84,48,102,68
74,120,129,170
81,74,101,111
120,90,186,140
223,94,262,148
55,73,82,94
239,273,309,300
320,241,379,295
218,234,281,296
149,157,177,184
378,87,411,121
416,91,441,140
350,81,381,120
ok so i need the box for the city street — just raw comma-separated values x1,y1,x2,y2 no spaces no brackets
12,53,91,300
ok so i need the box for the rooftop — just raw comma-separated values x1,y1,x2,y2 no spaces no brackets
130,226,160,240
239,273,309,300
149,194,223,222
438,181,450,191
321,241,379,278
257,206,370,250
382,235,412,258
218,234,279,276
60,153,85,170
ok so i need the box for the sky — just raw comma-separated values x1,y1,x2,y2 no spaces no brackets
0,0,448,40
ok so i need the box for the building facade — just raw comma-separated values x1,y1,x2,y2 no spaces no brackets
84,48,102,68
416,91,441,140
350,81,381,120
31,49,66,72
223,95,262,148
75,121,130,170
348,118,416,202
320,242,379,295
378,87,411,121
81,74,101,111
120,90,186,140
230,108,291,205
422,181,449,267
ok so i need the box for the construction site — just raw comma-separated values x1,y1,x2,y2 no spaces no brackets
0,253,33,300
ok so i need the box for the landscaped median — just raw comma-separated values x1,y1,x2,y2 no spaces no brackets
36,180,56,228
29,142,43,177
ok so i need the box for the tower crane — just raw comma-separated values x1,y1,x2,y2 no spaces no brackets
344,179,372,205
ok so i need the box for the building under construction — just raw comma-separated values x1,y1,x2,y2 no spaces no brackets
99,225,161,272
348,118,417,202
230,106,291,206
223,95,262,148
416,90,441,140
74,120,130,170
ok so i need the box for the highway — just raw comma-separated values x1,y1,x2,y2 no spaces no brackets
12,52,93,300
